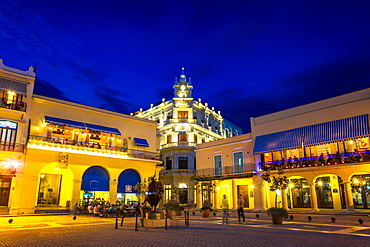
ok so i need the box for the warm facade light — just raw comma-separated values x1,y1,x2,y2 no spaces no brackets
250,184,255,189
353,179,359,184
317,181,323,186
289,183,294,188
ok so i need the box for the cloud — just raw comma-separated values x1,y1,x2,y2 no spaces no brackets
92,86,133,114
33,78,72,102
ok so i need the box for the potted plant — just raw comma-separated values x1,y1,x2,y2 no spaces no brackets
163,201,177,219
200,205,212,218
140,203,151,218
267,207,288,224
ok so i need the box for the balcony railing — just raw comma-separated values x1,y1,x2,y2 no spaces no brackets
260,150,370,170
159,169,196,176
0,98,27,112
0,143,25,153
28,135,161,161
161,141,197,149
194,163,256,180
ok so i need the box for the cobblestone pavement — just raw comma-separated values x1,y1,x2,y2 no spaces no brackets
1,211,370,246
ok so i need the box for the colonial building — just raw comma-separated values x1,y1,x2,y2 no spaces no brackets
194,134,256,210
0,59,35,214
1,60,162,215
252,88,370,212
133,69,242,207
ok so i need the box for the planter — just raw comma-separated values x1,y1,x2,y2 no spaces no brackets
270,212,283,224
166,210,175,219
201,209,210,218
175,210,183,216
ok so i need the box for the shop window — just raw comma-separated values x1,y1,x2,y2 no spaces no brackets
178,183,188,204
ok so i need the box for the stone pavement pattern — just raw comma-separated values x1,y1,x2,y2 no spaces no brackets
1,212,370,246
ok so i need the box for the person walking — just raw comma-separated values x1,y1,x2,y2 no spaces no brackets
237,194,245,224
221,194,229,224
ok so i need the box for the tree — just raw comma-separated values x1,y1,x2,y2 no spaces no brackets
260,164,288,207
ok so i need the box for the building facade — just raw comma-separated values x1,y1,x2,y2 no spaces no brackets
133,69,242,207
194,134,257,210
252,88,370,211
0,60,35,214
0,60,162,215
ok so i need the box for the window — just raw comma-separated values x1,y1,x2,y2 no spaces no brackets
233,152,243,166
214,155,222,175
167,134,172,144
0,120,17,151
179,134,187,142
194,134,198,144
165,184,172,203
166,156,172,170
178,111,188,119
178,183,188,204
178,157,188,169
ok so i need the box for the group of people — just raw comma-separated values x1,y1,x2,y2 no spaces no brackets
72,200,139,217
262,150,370,170
220,194,246,225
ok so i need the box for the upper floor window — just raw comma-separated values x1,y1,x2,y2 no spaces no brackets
1,90,27,112
179,133,187,142
167,134,172,144
233,151,243,166
214,155,222,175
178,157,188,169
166,156,172,170
178,111,188,119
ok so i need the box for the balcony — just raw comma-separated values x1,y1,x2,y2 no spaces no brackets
0,143,25,153
159,169,196,176
28,135,162,161
161,141,197,149
260,150,370,171
194,163,256,181
0,98,27,112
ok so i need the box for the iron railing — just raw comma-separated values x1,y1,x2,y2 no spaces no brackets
195,163,256,178
0,98,27,112
0,142,25,153
159,169,196,176
28,135,161,160
161,141,197,149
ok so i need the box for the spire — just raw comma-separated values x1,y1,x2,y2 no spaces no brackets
180,67,186,82
173,67,193,98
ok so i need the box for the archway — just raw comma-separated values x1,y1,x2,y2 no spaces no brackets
314,174,345,209
81,166,110,204
350,173,370,209
117,169,141,205
287,176,310,208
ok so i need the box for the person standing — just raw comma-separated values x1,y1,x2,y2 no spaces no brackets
237,194,245,224
221,194,229,224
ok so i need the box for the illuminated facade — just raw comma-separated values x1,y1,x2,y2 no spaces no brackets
0,59,35,214
133,69,242,206
194,134,257,210
252,88,370,211
0,60,161,214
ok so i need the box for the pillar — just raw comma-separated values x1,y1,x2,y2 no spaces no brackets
252,175,265,211
232,179,237,209
71,179,82,206
309,183,319,211
282,188,288,210
109,181,118,204
344,182,355,211
213,180,219,209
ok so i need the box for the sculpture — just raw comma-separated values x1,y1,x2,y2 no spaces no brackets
144,176,163,212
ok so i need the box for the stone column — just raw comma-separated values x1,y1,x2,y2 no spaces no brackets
252,175,265,211
213,181,219,209
282,188,289,210
344,182,355,211
109,181,118,204
232,179,237,209
309,183,319,211
71,179,82,206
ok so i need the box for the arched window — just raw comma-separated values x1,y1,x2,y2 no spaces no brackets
0,120,18,151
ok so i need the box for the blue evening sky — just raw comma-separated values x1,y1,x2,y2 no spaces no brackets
1,1,369,132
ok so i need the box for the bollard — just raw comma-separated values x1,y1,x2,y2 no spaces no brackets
121,214,125,226
135,213,138,231
184,211,187,225
115,212,119,229
186,211,189,227
165,210,168,230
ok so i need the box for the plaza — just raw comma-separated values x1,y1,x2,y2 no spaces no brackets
1,210,370,246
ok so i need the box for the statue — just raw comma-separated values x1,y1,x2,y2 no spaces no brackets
144,176,163,212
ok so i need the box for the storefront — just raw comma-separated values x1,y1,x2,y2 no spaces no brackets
117,169,141,205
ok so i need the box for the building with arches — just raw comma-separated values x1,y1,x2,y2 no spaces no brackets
0,60,162,214
252,88,370,211
133,69,242,207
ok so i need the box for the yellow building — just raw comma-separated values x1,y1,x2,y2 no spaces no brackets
194,134,256,209
252,88,370,212
0,60,162,215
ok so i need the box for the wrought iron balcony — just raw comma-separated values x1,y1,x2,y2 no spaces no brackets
159,169,196,176
28,135,161,161
0,98,27,112
194,163,256,180
161,141,197,149
259,150,370,171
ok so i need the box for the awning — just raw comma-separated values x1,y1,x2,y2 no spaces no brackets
45,116,85,129
253,114,370,154
253,128,303,154
85,123,121,135
304,114,370,146
134,138,149,147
